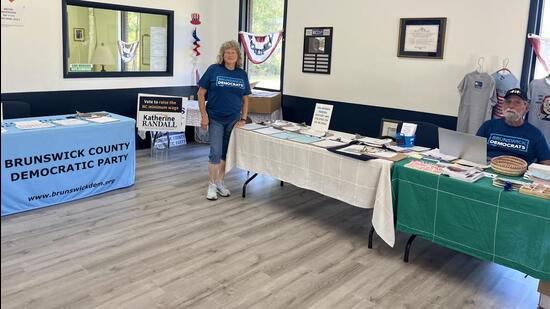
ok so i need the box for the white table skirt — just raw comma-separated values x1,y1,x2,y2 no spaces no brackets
225,128,396,247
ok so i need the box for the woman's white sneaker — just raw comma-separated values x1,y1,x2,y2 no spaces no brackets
216,182,231,197
206,183,218,200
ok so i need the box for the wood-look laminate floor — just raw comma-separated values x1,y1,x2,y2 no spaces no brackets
1,143,539,309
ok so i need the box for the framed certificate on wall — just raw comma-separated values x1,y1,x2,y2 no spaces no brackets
398,18,447,59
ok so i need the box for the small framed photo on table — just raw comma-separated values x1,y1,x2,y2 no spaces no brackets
379,118,402,139
398,17,447,59
73,28,85,41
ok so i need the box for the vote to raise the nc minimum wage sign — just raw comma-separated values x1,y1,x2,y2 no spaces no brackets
137,93,188,132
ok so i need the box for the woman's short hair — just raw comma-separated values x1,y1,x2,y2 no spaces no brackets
216,40,243,68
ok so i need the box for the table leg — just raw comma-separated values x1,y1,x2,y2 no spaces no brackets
150,132,159,157
404,234,417,263
368,226,376,249
242,173,258,198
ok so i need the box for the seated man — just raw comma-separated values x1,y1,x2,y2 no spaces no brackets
477,88,550,165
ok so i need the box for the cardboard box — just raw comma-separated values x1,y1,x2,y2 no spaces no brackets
540,280,550,308
248,90,281,114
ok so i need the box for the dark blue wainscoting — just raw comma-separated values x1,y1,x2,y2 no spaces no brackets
282,95,457,138
1,86,197,149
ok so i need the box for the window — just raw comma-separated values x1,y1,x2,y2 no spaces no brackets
533,0,550,79
242,0,285,91
522,0,550,87
122,11,141,72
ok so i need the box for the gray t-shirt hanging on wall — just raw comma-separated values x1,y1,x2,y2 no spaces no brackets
490,71,519,119
528,78,550,142
457,71,497,134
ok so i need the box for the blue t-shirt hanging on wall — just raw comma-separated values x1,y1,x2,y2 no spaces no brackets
476,118,550,164
198,64,251,122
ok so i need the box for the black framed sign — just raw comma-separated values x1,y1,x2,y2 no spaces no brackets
302,27,333,74
379,118,402,139
398,18,446,59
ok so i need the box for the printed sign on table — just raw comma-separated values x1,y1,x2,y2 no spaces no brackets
311,103,333,133
137,93,187,132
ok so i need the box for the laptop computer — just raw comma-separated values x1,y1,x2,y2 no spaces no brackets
438,128,488,165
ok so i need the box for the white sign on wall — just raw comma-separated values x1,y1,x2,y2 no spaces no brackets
1,0,25,26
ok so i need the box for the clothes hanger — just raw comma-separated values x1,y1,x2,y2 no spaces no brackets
496,58,512,75
476,57,484,73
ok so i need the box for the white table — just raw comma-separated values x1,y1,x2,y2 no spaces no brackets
225,128,396,247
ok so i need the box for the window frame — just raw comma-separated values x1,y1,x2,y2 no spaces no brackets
62,0,174,78
521,0,545,89
239,0,288,92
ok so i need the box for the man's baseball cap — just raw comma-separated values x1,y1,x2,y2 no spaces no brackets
504,88,528,101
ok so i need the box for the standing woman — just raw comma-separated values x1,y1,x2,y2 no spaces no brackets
198,40,251,200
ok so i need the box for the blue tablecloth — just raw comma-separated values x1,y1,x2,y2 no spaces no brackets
1,113,136,216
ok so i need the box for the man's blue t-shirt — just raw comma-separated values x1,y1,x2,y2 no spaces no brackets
198,64,251,122
476,118,550,164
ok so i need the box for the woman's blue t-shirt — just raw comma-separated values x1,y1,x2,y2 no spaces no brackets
476,118,550,164
198,64,251,122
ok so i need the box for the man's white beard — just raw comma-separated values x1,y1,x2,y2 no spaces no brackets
503,109,522,122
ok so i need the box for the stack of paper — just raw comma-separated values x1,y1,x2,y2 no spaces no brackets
86,116,119,123
272,120,289,127
289,134,322,144
327,131,354,144
281,124,301,132
493,177,529,190
14,120,55,130
310,139,345,148
404,160,444,175
255,127,284,135
526,163,550,185
241,123,267,131
443,165,484,183
300,128,326,137
357,136,392,146
336,144,366,155
455,159,489,170
423,148,458,162
53,118,89,126
271,132,302,140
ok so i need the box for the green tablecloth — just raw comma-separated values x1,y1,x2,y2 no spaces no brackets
392,159,550,280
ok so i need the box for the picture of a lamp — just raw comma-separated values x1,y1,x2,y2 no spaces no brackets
91,43,115,72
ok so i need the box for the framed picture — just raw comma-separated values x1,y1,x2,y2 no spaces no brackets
398,17,446,59
302,27,333,74
379,118,402,139
73,28,85,41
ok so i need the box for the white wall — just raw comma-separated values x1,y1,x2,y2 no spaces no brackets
283,0,531,117
198,0,240,67
1,0,239,93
